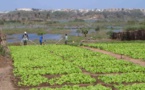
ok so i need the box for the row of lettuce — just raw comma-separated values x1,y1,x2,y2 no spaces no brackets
83,42,145,60
31,83,145,90
9,45,145,90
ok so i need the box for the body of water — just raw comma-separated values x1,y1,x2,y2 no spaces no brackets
6,29,122,43
7,33,62,43
6,29,84,43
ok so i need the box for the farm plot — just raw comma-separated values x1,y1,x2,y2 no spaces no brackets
84,42,145,60
9,45,145,90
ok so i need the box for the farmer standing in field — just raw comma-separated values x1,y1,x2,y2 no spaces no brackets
22,31,29,45
64,34,68,45
39,33,43,45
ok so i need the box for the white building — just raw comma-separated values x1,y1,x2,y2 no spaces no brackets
16,8,33,11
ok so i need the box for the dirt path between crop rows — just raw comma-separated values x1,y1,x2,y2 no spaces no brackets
0,56,15,90
82,46,145,67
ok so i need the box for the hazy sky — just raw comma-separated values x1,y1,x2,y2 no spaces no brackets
1,0,145,11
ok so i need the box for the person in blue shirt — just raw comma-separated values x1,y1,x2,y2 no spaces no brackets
39,33,43,45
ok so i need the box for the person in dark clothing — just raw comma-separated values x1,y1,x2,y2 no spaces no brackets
39,33,43,45
22,32,29,45
64,34,68,45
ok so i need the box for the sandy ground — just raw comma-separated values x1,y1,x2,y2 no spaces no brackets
0,56,15,90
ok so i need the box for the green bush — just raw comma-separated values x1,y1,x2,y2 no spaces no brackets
0,20,4,25
125,25,145,31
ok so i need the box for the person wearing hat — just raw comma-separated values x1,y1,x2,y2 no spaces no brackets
22,31,29,45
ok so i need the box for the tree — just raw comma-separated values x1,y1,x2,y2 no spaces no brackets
0,20,4,25
95,26,100,32
34,13,37,18
81,28,88,37
46,13,50,19
38,12,41,18
17,12,21,22
21,17,27,24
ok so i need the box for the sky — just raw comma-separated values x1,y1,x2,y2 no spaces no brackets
0,0,145,11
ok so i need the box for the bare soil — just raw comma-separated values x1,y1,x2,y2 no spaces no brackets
0,55,15,90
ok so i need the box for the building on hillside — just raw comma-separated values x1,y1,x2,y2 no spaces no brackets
16,8,33,11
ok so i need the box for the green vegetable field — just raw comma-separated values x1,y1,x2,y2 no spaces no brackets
9,44,145,90
84,42,145,60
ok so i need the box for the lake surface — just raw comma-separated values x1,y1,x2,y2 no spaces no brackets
6,29,122,43
7,30,95,43
6,29,81,43
7,34,62,43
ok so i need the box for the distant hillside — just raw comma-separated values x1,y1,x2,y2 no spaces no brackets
0,9,145,23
